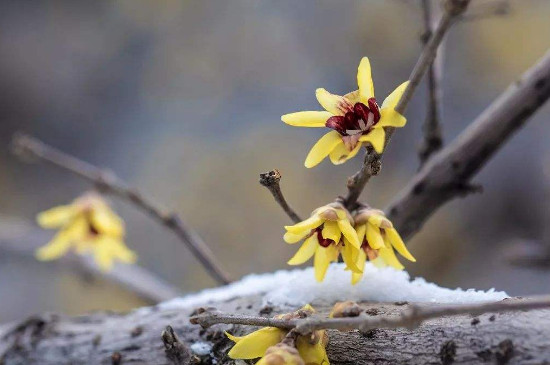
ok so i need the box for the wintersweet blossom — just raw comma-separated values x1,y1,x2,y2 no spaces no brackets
282,57,409,168
284,203,361,282
226,304,329,365
351,208,415,284
35,193,137,271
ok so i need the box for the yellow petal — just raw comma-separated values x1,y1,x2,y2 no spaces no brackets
371,256,387,268
281,111,333,127
342,240,362,274
225,331,243,343
337,219,359,249
35,231,72,261
305,131,343,168
328,141,362,165
288,235,318,265
344,89,360,105
366,223,384,250
355,224,366,245
378,108,407,128
113,243,138,264
227,327,285,359
366,214,392,229
315,88,351,116
322,221,341,243
285,215,323,234
378,238,404,270
314,246,331,282
359,127,385,154
283,230,310,244
381,80,409,109
90,204,124,237
386,228,416,262
36,205,77,229
352,249,367,285
297,336,329,365
357,57,375,103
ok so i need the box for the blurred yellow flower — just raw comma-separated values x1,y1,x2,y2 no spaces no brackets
226,304,329,365
282,57,409,168
351,209,415,284
284,203,361,282
35,193,137,271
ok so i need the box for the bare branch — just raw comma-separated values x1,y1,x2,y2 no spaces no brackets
11,133,232,285
343,0,470,209
418,0,444,166
259,170,302,223
190,296,550,335
386,49,550,241
460,0,510,22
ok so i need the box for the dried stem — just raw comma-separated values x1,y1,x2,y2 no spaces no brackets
418,0,444,166
343,0,470,209
259,170,302,223
11,133,232,285
191,296,550,335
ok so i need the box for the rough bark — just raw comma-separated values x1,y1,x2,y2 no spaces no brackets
0,295,549,364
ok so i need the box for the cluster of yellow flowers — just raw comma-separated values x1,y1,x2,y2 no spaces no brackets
226,304,329,365
35,193,137,271
280,57,414,284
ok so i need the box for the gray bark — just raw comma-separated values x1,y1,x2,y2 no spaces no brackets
0,295,549,365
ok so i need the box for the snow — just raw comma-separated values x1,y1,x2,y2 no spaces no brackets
191,342,212,356
160,263,508,310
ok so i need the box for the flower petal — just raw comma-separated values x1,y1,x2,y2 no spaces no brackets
328,140,362,165
342,240,362,274
337,219,360,249
359,127,385,154
316,88,352,116
381,80,409,109
358,57,375,103
355,223,367,245
386,228,416,262
281,111,333,127
90,205,125,237
283,230,310,244
227,327,286,359
225,331,243,343
322,221,341,243
314,246,331,282
366,223,384,250
352,249,367,285
37,205,77,229
305,131,344,168
379,237,404,270
378,108,407,128
297,335,329,365
288,235,318,265
344,89,360,105
285,215,323,234
35,231,72,261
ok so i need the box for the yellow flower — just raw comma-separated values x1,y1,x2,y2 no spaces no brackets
351,209,416,284
257,343,304,365
284,203,361,282
226,305,329,365
35,193,137,271
282,57,409,168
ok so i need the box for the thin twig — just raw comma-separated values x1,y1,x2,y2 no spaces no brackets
11,133,232,285
343,0,471,209
190,296,550,335
259,169,302,223
460,0,510,22
418,0,444,166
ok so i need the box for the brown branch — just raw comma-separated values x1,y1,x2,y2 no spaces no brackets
259,169,302,223
190,296,550,335
418,0,444,166
460,0,510,22
386,48,550,241
11,133,232,285
343,0,471,209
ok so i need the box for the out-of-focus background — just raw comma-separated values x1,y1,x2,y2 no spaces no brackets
0,0,549,322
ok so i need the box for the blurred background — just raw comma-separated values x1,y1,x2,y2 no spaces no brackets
0,0,549,322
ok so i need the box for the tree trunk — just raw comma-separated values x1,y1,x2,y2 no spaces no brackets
0,294,548,365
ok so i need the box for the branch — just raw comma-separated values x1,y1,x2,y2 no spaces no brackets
418,0,445,166
259,170,302,223
10,133,232,285
460,0,510,22
190,295,550,335
386,48,550,241
343,0,471,209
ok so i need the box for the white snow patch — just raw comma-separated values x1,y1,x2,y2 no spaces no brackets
191,342,212,356
160,263,508,310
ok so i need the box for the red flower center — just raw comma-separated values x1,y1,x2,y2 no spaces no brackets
315,227,334,247
325,98,380,136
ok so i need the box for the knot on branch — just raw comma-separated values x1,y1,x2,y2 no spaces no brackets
445,0,471,17
259,169,282,187
10,133,41,163
161,325,192,365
